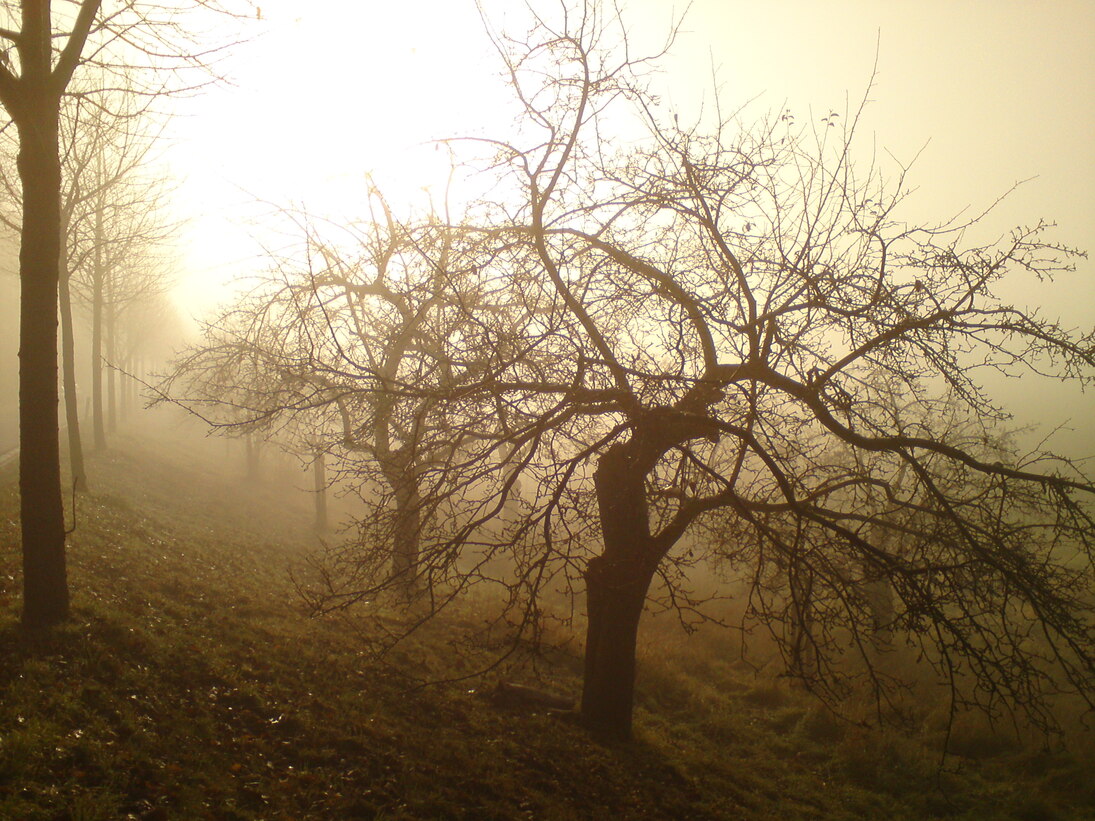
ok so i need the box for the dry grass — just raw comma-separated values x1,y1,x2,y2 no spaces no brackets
0,425,1091,819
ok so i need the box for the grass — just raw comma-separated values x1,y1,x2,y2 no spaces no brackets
1,426,1092,819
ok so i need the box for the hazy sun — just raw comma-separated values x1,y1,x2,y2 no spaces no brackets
171,0,509,314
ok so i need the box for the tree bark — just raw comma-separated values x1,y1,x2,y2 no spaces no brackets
17,99,70,627
388,473,421,596
580,553,654,741
580,439,660,741
59,251,88,492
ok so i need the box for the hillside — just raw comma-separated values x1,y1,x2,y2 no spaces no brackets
1,429,1091,820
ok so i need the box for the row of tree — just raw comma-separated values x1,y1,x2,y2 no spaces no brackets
1,87,178,490
0,0,248,627
170,4,1095,740
3,0,1091,745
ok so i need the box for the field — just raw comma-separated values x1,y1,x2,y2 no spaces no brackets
1,428,1092,820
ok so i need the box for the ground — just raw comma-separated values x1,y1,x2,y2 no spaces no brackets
0,423,1092,820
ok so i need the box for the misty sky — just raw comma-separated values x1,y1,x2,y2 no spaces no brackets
164,0,1094,459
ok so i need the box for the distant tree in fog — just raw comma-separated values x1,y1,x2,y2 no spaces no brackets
173,1,1095,743
0,0,251,629
62,103,176,449
164,196,522,599
0,86,171,487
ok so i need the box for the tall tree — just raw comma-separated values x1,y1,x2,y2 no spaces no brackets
0,1,101,627
0,0,248,628
114,290,184,423
0,86,165,487
70,142,173,447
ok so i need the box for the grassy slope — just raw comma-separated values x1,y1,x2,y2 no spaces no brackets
0,430,1091,820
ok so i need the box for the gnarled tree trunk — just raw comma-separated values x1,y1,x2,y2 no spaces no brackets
580,439,660,741
581,553,655,740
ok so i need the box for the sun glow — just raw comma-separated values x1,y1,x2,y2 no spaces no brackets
165,0,1094,466
169,0,510,316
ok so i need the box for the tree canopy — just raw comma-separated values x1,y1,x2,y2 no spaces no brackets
171,2,1095,740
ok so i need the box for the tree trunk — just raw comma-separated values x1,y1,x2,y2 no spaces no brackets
580,553,654,740
131,353,142,420
313,450,328,532
787,566,817,679
245,434,260,481
118,351,129,423
859,543,896,656
121,351,138,423
389,476,421,596
106,302,116,434
861,575,895,653
59,258,88,492
17,101,69,627
91,205,106,450
580,440,660,741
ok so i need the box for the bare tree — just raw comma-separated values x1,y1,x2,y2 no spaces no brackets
171,2,1094,743
430,4,1094,739
70,148,174,446
0,0,250,628
116,290,184,422
164,198,521,599
1,84,168,488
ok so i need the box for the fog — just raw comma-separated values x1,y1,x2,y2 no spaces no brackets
2,3,1094,817
2,3,1089,452
154,0,1094,461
